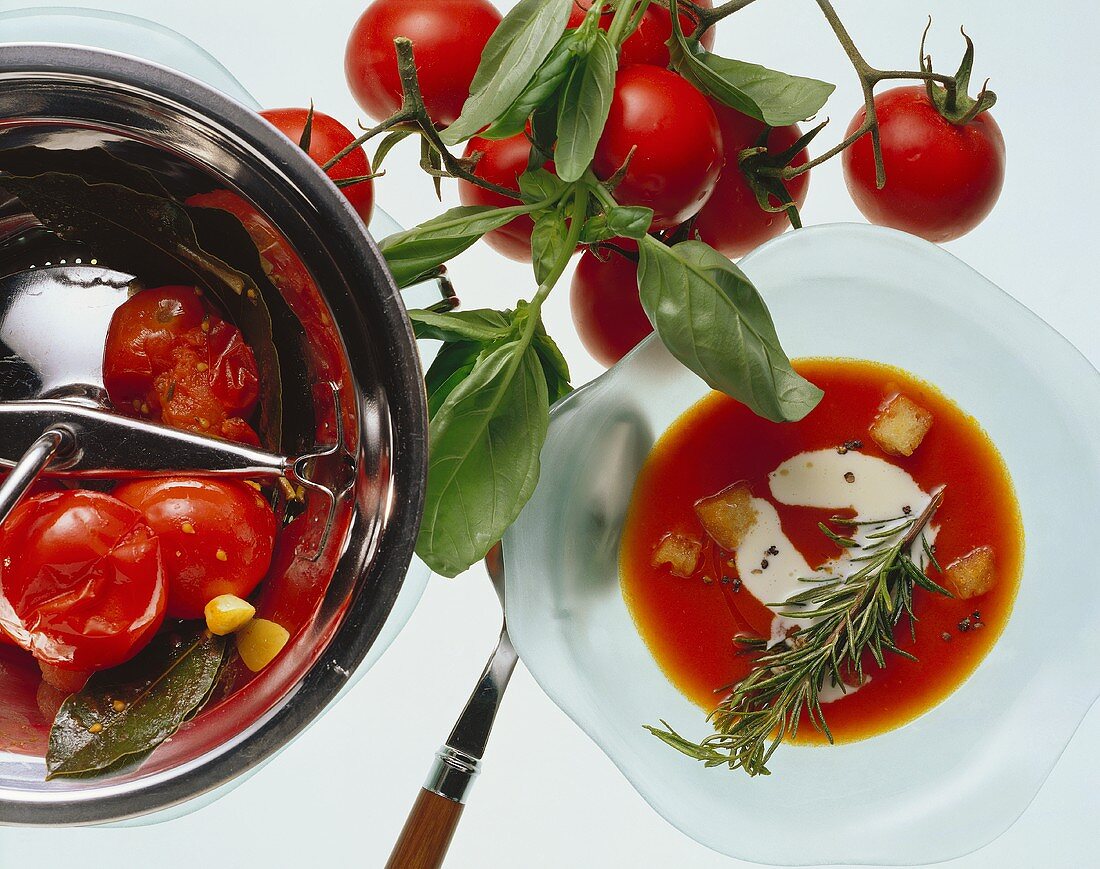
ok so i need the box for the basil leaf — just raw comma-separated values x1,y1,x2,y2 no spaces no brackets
637,237,822,422
443,0,574,145
605,205,653,240
530,211,572,286
555,30,618,182
416,339,550,577
533,330,572,404
410,308,512,343
480,34,579,140
380,206,527,288
518,167,566,202
426,340,484,417
528,102,560,171
580,215,612,244
47,627,225,779
667,9,833,126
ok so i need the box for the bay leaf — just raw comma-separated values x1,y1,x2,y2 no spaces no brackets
47,627,226,779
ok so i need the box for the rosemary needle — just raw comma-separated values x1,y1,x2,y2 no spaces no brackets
646,489,950,777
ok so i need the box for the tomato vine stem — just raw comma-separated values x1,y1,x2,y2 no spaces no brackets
753,0,967,190
321,38,520,199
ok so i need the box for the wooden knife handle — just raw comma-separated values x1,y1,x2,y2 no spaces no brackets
385,788,465,869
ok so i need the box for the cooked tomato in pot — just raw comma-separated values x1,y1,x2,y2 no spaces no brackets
103,286,261,445
113,478,277,621
0,491,167,672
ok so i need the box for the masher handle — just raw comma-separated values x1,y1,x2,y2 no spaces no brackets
0,428,72,525
0,401,292,479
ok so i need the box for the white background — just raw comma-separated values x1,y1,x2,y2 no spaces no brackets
2,1,1098,866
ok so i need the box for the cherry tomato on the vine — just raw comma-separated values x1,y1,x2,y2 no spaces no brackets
842,86,1005,243
593,65,723,231
567,0,715,68
692,102,809,259
0,491,166,671
262,108,374,224
114,478,277,621
570,239,654,367
345,0,503,127
458,133,543,262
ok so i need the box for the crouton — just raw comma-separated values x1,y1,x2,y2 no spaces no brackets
652,533,702,578
869,394,933,457
945,546,996,599
694,483,757,551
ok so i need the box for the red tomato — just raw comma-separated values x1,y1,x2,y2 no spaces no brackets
842,86,1006,243
261,108,374,224
0,472,56,651
593,65,723,230
457,133,539,261
104,288,261,446
38,661,91,694
101,285,205,405
692,102,809,258
567,0,714,67
570,239,654,366
0,491,166,671
345,0,503,127
114,478,277,620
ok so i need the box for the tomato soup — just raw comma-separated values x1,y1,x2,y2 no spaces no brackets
620,358,1023,744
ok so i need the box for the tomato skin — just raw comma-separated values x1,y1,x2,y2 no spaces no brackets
692,103,809,258
345,0,503,127
593,65,723,230
104,288,261,446
102,286,206,405
261,108,374,224
570,239,654,366
842,86,1006,243
567,0,714,67
114,478,277,620
38,661,91,694
458,133,542,261
0,491,166,671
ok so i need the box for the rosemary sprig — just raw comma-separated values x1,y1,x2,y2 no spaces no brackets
646,489,950,777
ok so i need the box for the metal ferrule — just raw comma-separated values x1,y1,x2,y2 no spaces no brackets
424,746,482,804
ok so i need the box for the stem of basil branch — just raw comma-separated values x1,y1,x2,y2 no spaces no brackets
608,0,651,47
321,39,520,199
622,0,654,43
530,188,590,311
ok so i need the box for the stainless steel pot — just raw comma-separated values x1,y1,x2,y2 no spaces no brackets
0,43,427,824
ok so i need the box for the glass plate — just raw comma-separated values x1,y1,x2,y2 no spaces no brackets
503,223,1100,865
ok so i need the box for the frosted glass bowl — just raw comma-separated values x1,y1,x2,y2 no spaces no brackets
503,224,1100,865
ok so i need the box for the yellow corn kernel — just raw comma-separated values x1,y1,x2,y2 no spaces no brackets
204,594,256,636
236,619,289,672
